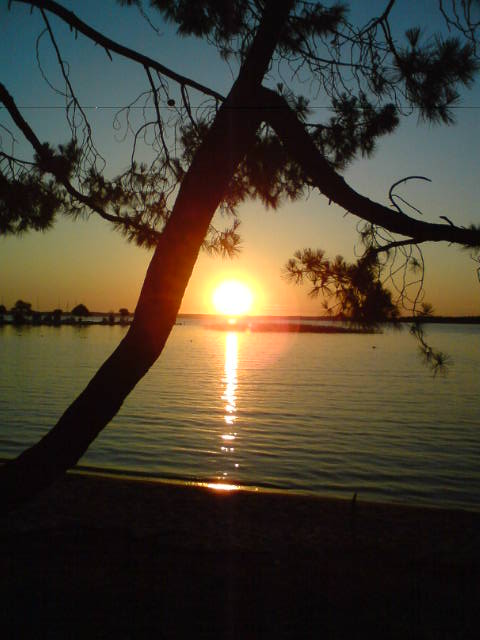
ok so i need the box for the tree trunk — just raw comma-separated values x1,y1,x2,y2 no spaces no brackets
0,0,295,511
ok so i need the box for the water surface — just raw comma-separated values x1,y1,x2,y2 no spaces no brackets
1,320,479,510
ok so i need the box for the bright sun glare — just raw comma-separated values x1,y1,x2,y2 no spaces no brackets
212,280,253,316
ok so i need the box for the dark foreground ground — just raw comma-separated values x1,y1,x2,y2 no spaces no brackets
1,473,479,639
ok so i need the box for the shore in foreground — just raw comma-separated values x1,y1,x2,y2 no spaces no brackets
1,472,479,638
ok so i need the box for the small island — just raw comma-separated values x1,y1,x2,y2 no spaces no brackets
207,318,378,333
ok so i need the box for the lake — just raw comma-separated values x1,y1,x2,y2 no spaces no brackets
1,319,479,511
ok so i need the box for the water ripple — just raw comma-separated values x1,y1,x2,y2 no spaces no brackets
1,322,479,510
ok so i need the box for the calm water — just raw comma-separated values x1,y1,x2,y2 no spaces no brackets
1,319,479,511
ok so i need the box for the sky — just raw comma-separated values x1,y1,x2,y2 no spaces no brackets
1,0,480,316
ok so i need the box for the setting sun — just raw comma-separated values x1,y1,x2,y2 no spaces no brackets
212,280,253,316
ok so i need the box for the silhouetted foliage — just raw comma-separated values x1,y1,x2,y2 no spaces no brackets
2,1,480,255
51,308,63,325
71,303,89,317
284,250,399,327
11,300,32,314
11,300,33,324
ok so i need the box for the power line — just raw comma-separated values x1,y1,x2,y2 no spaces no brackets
2,105,480,110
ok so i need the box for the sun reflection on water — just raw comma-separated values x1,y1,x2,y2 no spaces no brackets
217,331,240,482
222,331,238,429
206,482,239,492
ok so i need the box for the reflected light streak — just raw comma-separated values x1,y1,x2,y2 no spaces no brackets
206,482,240,492
217,331,241,482
222,332,238,427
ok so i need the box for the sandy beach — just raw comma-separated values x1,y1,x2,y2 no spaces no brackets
1,472,479,638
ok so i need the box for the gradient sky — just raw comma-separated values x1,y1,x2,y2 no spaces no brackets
1,0,480,316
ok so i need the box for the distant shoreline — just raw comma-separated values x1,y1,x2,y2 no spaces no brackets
1,311,480,328
180,313,480,324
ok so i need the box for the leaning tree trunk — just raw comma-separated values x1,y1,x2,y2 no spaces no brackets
0,0,295,511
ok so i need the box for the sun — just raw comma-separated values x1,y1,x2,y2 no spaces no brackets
212,280,253,316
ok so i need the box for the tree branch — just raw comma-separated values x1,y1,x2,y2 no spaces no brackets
258,86,480,248
359,0,396,35
370,238,427,255
12,0,225,102
0,81,125,226
0,80,165,245
0,150,37,166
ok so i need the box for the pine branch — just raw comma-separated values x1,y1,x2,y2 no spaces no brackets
258,86,480,248
0,81,160,241
12,0,225,102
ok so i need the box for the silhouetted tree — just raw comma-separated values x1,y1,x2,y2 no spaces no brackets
11,300,32,314
71,303,89,317
119,308,130,325
1,0,480,508
10,299,33,325
51,308,62,326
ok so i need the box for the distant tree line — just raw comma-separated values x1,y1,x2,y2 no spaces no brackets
0,301,132,326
